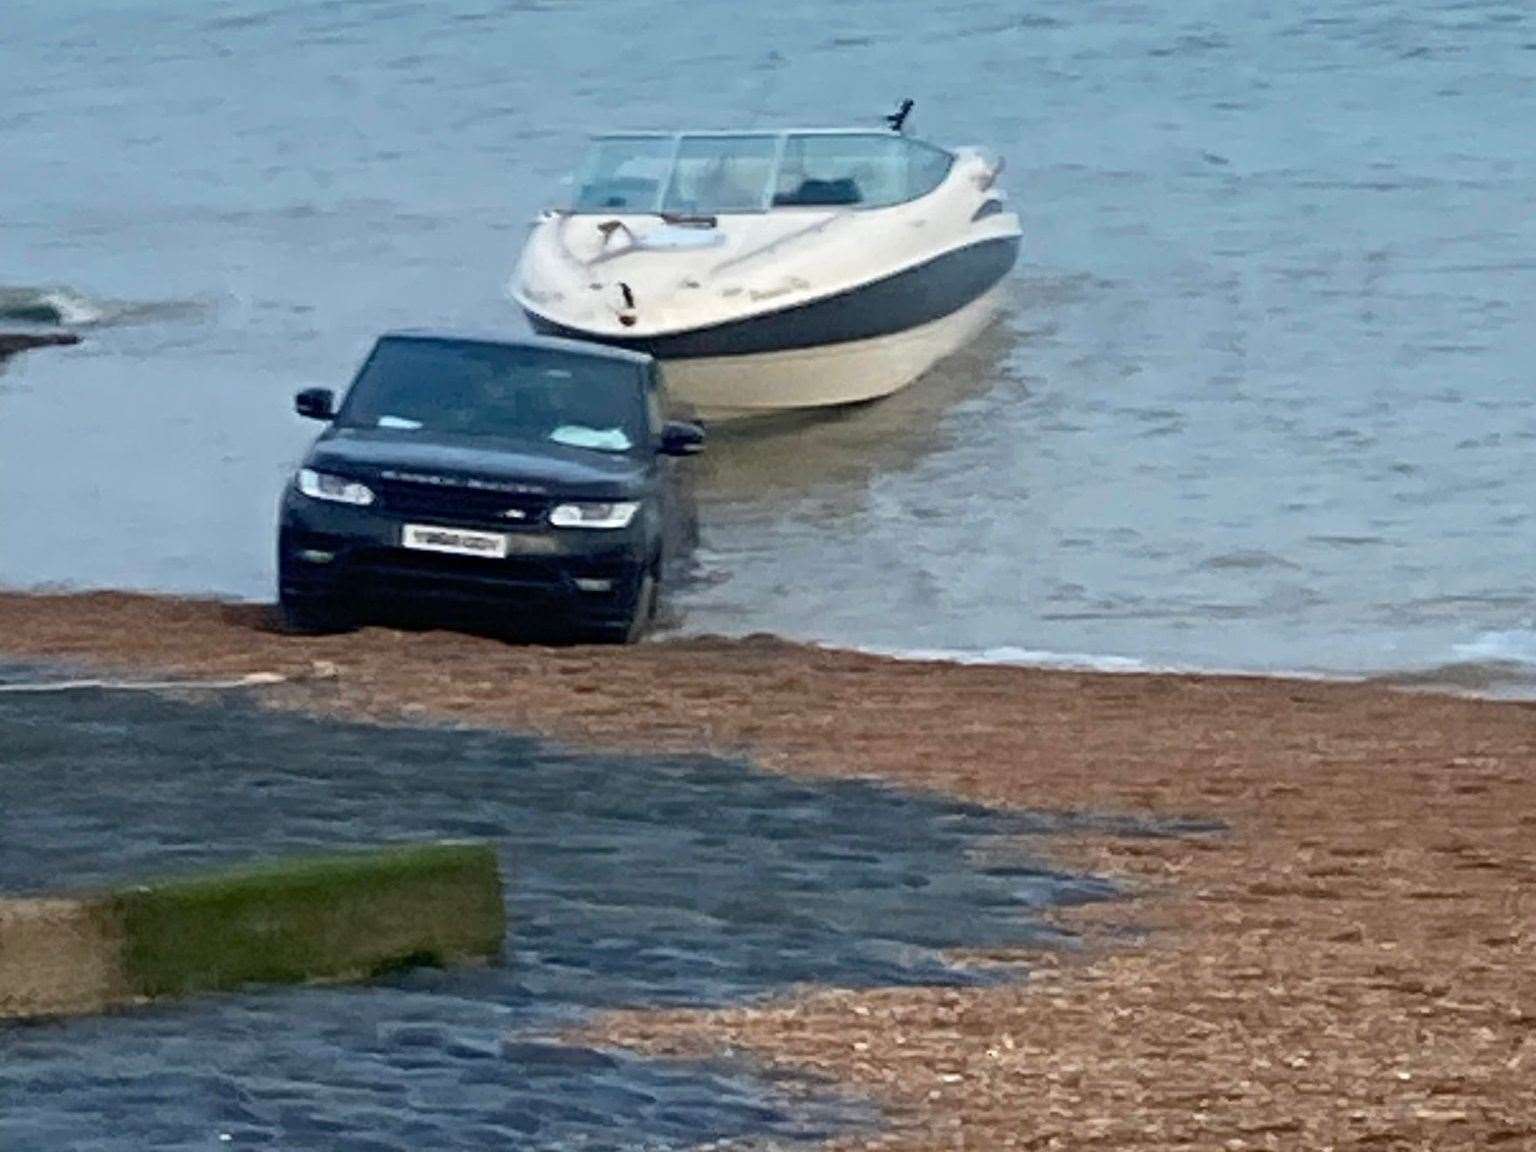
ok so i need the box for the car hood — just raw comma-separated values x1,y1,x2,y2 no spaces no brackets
306,426,648,498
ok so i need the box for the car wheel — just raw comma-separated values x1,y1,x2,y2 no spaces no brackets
580,567,657,646
278,593,351,635
621,568,659,645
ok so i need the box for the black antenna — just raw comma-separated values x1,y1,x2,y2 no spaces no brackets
885,98,914,134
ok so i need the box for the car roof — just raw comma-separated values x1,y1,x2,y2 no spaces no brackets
379,328,654,368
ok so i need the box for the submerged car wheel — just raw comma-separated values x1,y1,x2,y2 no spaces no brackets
622,569,659,645
278,592,353,636
580,566,657,646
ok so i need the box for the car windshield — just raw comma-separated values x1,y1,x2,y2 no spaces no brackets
337,338,647,453
567,132,953,214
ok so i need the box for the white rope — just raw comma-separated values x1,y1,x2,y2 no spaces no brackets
0,672,288,694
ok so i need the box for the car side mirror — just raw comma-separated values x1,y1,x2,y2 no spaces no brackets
658,420,705,457
295,387,336,421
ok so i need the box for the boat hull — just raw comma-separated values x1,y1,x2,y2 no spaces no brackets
524,234,1018,421
654,281,1007,420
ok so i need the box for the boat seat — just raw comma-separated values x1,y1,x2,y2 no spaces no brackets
772,178,862,207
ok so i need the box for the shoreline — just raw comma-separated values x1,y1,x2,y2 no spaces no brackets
4,582,1532,702
2,589,1534,1148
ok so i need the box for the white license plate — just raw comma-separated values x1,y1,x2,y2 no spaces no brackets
400,523,509,559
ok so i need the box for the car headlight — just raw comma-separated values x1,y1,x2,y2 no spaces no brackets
297,468,375,506
548,501,639,529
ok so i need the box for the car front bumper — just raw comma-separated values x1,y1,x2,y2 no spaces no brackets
278,490,651,627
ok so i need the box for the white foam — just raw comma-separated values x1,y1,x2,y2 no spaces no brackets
870,644,1160,673
854,639,1536,702
0,285,204,329
36,289,104,327
873,634,1536,686
1451,628,1536,668
850,643,1357,685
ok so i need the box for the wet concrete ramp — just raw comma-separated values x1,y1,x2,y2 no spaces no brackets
1,684,1110,1150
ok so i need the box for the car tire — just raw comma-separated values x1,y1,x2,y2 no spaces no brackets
581,566,657,646
278,593,352,636
622,568,659,645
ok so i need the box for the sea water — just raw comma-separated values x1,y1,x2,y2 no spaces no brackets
2,0,1533,690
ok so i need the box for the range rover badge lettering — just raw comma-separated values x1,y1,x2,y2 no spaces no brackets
378,469,549,496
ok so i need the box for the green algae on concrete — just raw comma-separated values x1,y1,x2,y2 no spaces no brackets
2,842,504,1018
111,842,505,998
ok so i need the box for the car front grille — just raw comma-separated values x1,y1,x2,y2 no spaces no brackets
373,477,551,529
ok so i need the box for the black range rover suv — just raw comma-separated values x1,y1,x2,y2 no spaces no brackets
278,330,703,642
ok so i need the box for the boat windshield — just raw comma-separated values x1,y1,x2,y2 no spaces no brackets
568,132,954,215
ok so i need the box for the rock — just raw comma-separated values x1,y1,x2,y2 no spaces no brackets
0,330,82,367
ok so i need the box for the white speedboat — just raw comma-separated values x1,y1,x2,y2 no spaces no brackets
510,112,1021,421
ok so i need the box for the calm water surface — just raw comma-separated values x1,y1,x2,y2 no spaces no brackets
2,0,1533,685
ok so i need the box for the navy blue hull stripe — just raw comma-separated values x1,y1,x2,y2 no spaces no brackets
525,234,1019,360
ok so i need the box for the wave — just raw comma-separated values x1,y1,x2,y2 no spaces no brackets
0,286,104,326
860,644,1195,676
1451,628,1536,668
1377,630,1536,698
0,285,205,329
862,636,1536,701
